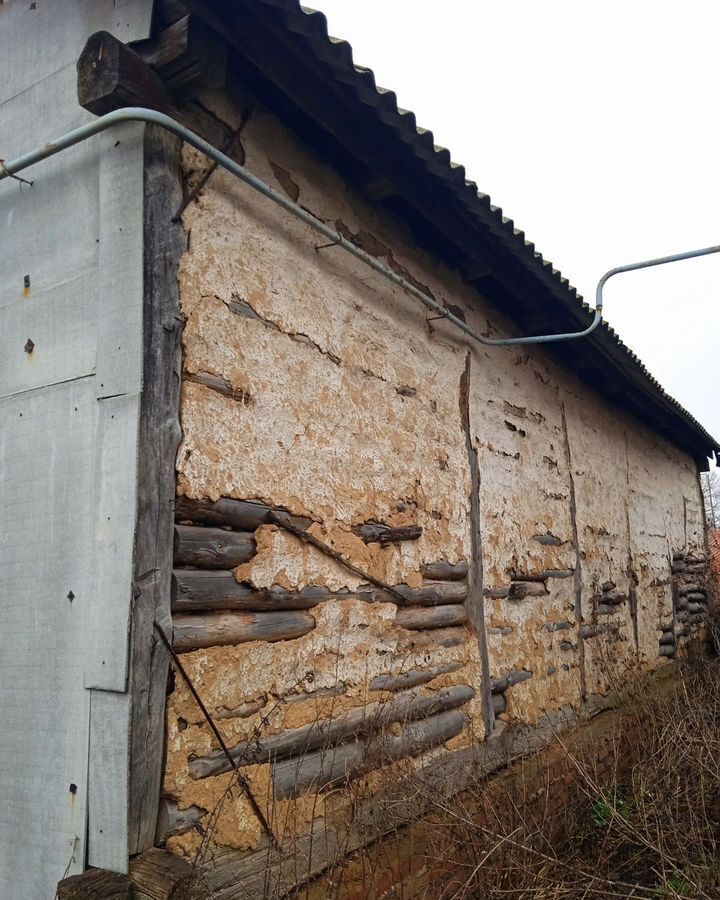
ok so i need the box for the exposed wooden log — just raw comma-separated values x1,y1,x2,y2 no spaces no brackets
369,662,463,693
659,632,676,647
421,560,469,581
533,533,563,546
394,604,467,630
155,797,204,843
491,669,532,694
57,870,133,900
171,570,467,612
214,699,265,720
492,694,507,715
511,568,575,582
581,623,619,639
392,582,468,605
129,847,202,900
76,31,227,146
192,695,583,898
545,621,573,632
408,626,468,650
132,15,227,97
272,708,469,799
269,513,409,605
508,581,547,600
78,31,173,115
175,495,312,532
190,684,474,779
172,610,315,652
172,571,318,611
183,371,251,403
352,522,423,544
659,645,675,658
174,524,255,569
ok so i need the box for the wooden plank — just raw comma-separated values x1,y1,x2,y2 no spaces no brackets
174,524,256,568
190,684,475,779
394,604,467,630
172,611,316,652
126,126,186,855
272,709,469,799
175,494,313,531
421,560,469,581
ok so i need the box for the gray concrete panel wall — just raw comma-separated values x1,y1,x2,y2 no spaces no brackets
0,2,151,895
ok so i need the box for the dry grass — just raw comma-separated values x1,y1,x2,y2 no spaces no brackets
415,658,720,900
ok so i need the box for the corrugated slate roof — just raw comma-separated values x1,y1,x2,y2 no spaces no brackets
195,0,719,464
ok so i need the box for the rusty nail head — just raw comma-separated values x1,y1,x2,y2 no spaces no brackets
24,338,34,353
23,274,30,288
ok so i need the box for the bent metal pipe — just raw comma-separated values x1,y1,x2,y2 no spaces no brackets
1,107,717,346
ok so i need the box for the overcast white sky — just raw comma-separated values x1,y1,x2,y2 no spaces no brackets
311,0,720,457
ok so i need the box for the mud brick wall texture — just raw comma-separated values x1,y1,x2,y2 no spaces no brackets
159,79,709,887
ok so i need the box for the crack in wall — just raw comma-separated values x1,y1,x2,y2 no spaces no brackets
460,351,493,734
624,430,639,655
222,294,342,366
560,399,586,703
219,295,418,394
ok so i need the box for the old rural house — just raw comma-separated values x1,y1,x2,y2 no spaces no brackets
0,1,716,897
